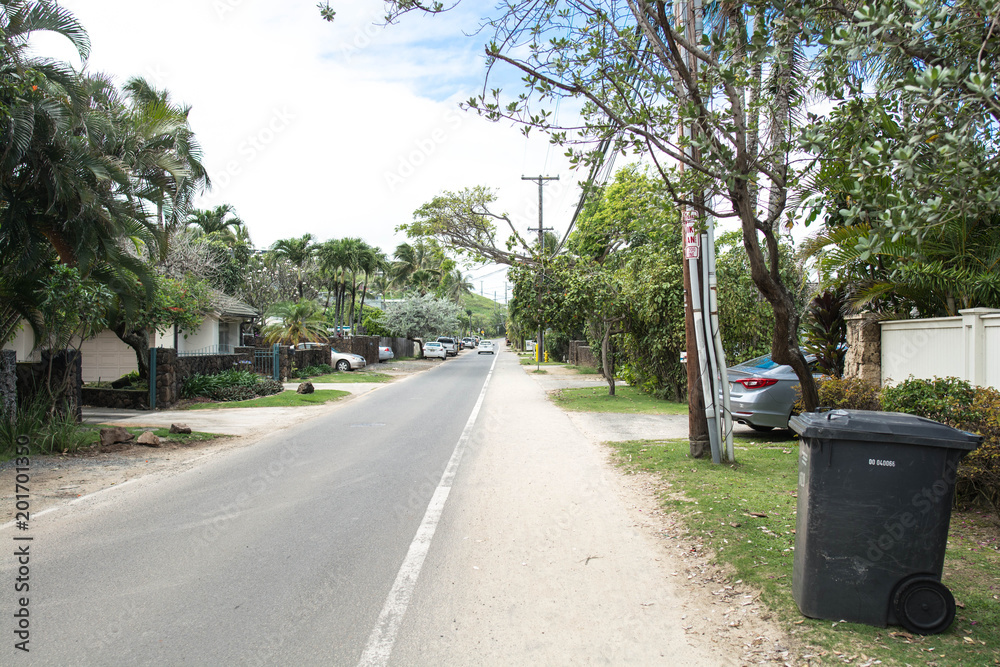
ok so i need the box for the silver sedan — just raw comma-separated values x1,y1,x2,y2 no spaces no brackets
727,353,823,431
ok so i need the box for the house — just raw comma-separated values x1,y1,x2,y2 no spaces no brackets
2,292,258,383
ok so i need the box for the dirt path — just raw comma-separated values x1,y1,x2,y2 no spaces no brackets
384,352,793,665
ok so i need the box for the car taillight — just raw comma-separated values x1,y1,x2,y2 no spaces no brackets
735,377,778,390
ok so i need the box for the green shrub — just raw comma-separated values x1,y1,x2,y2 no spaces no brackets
294,364,333,379
816,376,882,411
880,377,999,515
255,379,284,397
211,385,258,402
880,376,979,423
0,396,91,456
182,369,260,399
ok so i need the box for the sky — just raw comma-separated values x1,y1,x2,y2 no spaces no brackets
33,0,590,303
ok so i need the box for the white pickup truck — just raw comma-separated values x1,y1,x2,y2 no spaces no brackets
436,337,459,357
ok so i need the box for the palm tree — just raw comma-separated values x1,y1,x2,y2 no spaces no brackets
441,268,474,304
354,245,388,330
186,204,245,241
120,76,210,235
0,5,159,345
390,240,441,289
261,300,328,345
271,234,316,299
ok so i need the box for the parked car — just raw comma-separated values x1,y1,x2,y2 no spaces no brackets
478,340,495,355
727,352,824,431
294,342,326,350
378,346,394,361
462,337,476,349
330,347,366,372
437,337,459,357
423,341,447,360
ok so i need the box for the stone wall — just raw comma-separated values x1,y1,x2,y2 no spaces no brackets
152,347,260,409
82,387,148,410
176,350,253,379
844,313,882,386
15,350,83,421
291,346,329,371
1,350,16,420
568,340,598,368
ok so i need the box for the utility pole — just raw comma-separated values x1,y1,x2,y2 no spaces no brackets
679,0,711,460
523,175,558,366
679,0,733,463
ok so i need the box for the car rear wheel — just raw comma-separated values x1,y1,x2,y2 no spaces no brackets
336,360,351,372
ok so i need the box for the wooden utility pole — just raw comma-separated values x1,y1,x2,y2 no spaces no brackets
523,175,558,365
679,0,711,458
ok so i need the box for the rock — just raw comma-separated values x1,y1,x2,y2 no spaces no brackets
99,427,134,446
296,382,315,394
137,431,161,447
169,423,192,434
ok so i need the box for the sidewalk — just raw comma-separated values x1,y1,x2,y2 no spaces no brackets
389,349,747,664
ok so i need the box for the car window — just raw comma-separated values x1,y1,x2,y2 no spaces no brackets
330,348,341,353
734,353,779,371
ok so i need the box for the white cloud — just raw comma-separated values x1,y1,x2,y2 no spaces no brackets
31,0,587,301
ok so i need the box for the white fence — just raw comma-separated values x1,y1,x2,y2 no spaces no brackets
881,308,1000,389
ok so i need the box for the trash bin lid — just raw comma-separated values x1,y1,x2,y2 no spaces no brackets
789,409,982,450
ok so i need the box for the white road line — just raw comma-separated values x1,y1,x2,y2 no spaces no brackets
357,353,499,667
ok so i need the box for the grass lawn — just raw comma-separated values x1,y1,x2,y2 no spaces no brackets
564,364,601,375
297,371,392,383
549,386,688,415
609,438,1000,666
183,390,350,409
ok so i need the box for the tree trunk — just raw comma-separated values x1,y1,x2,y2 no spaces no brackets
601,326,615,396
357,280,369,331
113,324,151,381
349,274,358,329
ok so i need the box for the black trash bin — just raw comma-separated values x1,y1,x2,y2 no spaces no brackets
789,409,981,634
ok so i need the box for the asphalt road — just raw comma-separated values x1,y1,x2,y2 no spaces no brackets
1,349,497,666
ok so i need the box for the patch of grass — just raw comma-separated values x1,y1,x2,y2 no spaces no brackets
79,426,220,447
565,364,601,375
518,356,563,366
609,438,1000,665
549,386,688,415
532,369,549,374
298,371,392,384
182,390,350,409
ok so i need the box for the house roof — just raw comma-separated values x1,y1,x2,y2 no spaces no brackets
212,292,258,319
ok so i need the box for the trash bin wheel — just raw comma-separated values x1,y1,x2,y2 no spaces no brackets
892,576,956,635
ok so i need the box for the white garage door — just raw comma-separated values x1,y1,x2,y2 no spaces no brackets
80,331,138,383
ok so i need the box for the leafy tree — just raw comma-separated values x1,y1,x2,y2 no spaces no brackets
803,1,1000,246
271,234,316,300
715,230,806,364
381,295,463,341
351,1,837,409
237,253,302,319
108,273,214,380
